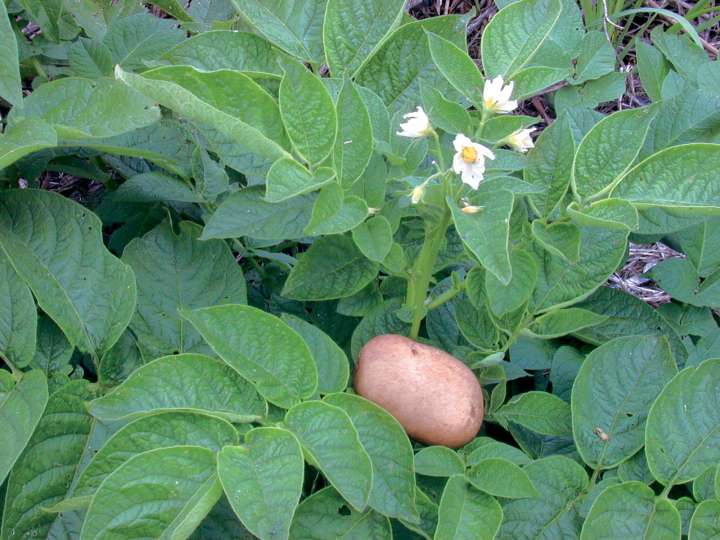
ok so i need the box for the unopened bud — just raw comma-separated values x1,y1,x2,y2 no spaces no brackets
411,185,424,205
461,205,482,214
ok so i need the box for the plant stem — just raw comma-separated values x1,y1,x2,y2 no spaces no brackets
659,483,673,498
430,130,447,171
589,467,601,488
426,280,465,311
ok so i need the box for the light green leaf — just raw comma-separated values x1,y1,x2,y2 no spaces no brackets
352,216,394,263
266,158,335,203
334,79,374,186
567,198,639,231
498,456,588,540
402,487,439,540
649,258,720,308
415,446,465,478
304,187,369,235
481,0,562,79
524,114,575,216
218,428,304,540
350,298,410,359
87,353,266,423
646,359,720,486
529,308,608,338
572,107,656,200
0,190,136,357
202,188,315,241
0,370,48,486
1,381,94,538
612,144,720,213
279,57,337,166
531,220,580,263
464,438,532,467
285,401,373,511
581,481,681,540
80,446,222,540
485,250,537,317
0,0,22,106
495,391,572,436
427,31,483,107
280,314,349,395
161,31,281,76
148,0,193,21
0,119,58,170
636,41,669,102
123,221,247,359
572,336,677,470
421,83,472,134
114,172,202,203
689,500,720,540
466,458,539,499
356,15,468,114
76,411,237,499
181,304,317,409
325,393,418,522
230,0,326,63
289,487,392,539
569,31,615,85
11,78,160,139
434,475,502,540
0,252,36,367
282,235,379,300
449,190,514,284
323,0,404,76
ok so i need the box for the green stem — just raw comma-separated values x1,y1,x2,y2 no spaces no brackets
659,483,673,498
426,280,465,311
1,354,21,378
589,467,601,488
429,130,447,171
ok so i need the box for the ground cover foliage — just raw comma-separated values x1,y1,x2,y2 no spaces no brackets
1,0,720,538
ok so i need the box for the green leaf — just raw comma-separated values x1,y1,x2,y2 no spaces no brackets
481,0,563,79
529,308,608,338
323,0,404,76
289,487,392,539
0,0,22,106
495,391,572,436
464,438,532,467
266,158,335,203
148,0,193,21
202,188,315,241
569,31,615,85
572,107,656,200
646,359,720,486
0,119,58,169
485,251,537,317
420,83,472,134
11,78,160,139
567,198,639,231
181,304,317,409
80,446,222,540
350,298,410,359
434,475,502,540
356,15,467,114
279,57,337,166
284,401,373,511
334,79,374,186
218,428,304,540
0,190,136,357
449,190,514,284
572,336,677,470
0,370,48,486
649,258,720,308
524,114,575,216
30,316,73,378
123,221,247,359
87,353,266,422
427,31,483,107
304,187,369,235
230,0,326,63
282,235,379,300
466,458,539,499
115,66,288,176
613,144,720,212
280,314,349,395
114,172,202,203
668,217,720,277
1,381,92,538
689,500,720,540
352,216,394,263
531,221,580,263
581,481,681,540
498,456,588,539
324,393,418,522
161,31,281,76
75,411,237,498
636,41,669,102
0,252,36,367
414,446,465,478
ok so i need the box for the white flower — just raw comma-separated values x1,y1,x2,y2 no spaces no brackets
483,76,518,114
410,184,425,204
452,134,495,189
397,106,432,138
506,127,536,153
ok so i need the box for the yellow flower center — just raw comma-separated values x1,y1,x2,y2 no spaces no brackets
461,146,478,164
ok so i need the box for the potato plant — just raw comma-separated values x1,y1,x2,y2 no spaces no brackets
1,0,720,538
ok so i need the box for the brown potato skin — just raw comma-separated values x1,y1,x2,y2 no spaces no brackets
355,334,484,448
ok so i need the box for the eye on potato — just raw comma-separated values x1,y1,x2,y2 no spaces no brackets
355,334,484,448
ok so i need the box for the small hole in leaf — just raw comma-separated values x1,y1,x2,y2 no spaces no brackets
338,505,351,516
625,412,634,418
173,350,179,355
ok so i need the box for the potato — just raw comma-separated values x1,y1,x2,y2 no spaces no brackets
355,334,484,448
